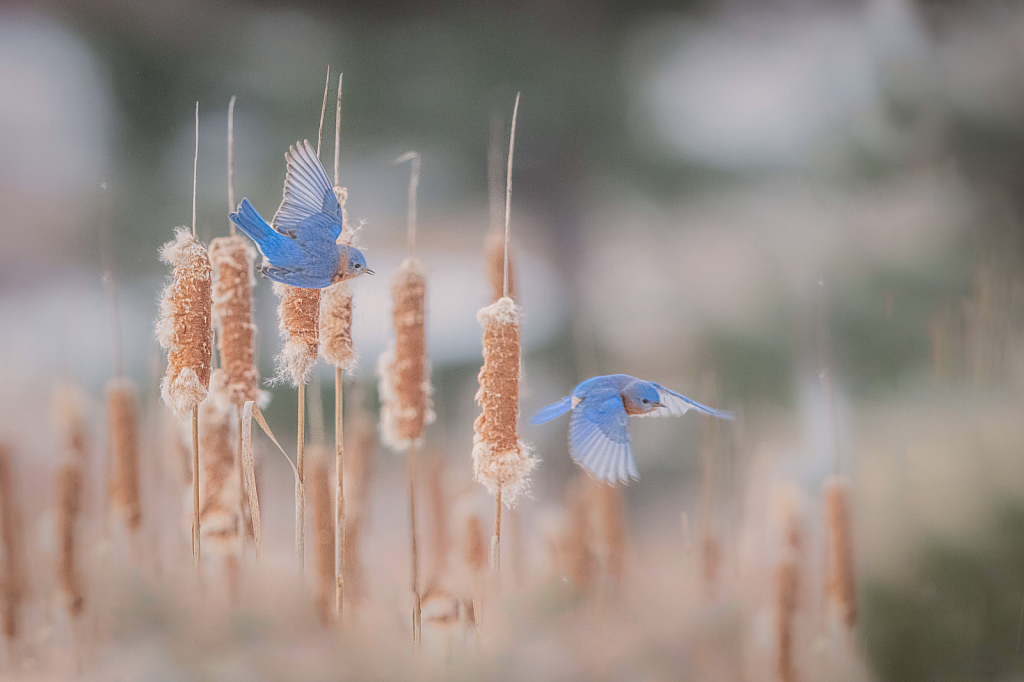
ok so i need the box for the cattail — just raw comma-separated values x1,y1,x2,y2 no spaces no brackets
209,235,259,409
106,377,141,531
589,479,625,588
471,297,535,507
824,476,856,628
197,402,241,556
378,257,434,450
156,228,213,420
343,409,374,604
0,445,25,642
56,463,84,618
274,283,320,387
484,231,515,303
775,558,799,682
426,456,450,581
309,449,334,625
319,186,357,370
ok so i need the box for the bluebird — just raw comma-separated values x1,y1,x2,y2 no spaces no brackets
530,374,734,484
229,140,373,288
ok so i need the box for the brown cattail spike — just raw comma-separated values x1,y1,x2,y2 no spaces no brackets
198,402,242,556
157,229,213,419
210,235,259,408
56,462,84,617
0,445,25,641
472,297,535,507
378,257,434,450
106,377,141,531
775,558,799,682
320,188,356,371
274,283,320,386
824,476,857,628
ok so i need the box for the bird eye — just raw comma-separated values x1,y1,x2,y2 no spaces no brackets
354,263,361,269
642,398,649,404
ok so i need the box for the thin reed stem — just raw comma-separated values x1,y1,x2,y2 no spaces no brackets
335,366,345,618
192,102,198,239
396,153,421,252
317,67,330,158
408,444,421,644
228,95,236,225
297,383,306,572
503,93,519,299
192,405,200,569
334,74,342,185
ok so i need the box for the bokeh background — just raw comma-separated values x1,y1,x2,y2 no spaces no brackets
4,0,1024,679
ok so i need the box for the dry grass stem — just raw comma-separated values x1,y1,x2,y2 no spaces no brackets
209,235,259,409
471,298,535,507
824,476,856,628
157,229,213,419
274,283,320,387
485,231,515,303
239,402,263,555
0,445,24,642
378,257,434,451
197,402,241,557
106,377,141,531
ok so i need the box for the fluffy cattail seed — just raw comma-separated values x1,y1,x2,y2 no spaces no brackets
378,257,434,450
157,229,213,419
106,377,141,531
197,402,241,556
0,445,25,641
320,187,357,370
824,477,856,628
471,297,535,506
485,231,515,303
209,235,259,409
274,283,320,386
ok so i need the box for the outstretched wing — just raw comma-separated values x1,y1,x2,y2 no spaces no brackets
570,392,638,484
637,383,734,421
271,140,343,243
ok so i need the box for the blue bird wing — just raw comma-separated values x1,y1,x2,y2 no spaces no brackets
530,397,572,425
638,383,734,421
271,140,342,244
570,393,638,484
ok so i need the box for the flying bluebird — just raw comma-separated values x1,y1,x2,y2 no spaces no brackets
229,140,372,288
531,374,734,484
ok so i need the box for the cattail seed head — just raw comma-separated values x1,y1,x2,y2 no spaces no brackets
309,450,334,625
197,401,241,556
824,476,856,628
274,283,320,386
485,231,515,303
209,235,259,409
320,282,355,369
56,461,84,617
106,377,141,531
378,257,434,450
471,297,535,506
157,228,213,419
0,445,25,641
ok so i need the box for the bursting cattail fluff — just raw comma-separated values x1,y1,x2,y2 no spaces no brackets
197,402,241,555
157,229,213,419
824,476,856,627
320,187,357,369
0,445,24,641
378,257,434,450
274,283,320,386
485,231,515,303
471,297,535,506
106,377,141,530
209,235,259,409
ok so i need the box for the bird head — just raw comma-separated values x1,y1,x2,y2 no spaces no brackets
332,245,373,283
621,380,664,415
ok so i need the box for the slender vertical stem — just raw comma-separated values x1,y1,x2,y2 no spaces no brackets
228,95,236,228
395,153,421,253
238,410,245,554
317,67,330,158
192,406,200,570
192,102,198,240
334,367,346,619
503,93,520,299
297,384,306,573
408,444,421,644
334,74,342,187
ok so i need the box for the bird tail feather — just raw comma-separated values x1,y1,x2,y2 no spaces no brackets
230,198,278,247
530,397,572,425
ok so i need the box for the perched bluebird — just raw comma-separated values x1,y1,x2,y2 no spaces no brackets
229,140,373,288
531,374,734,484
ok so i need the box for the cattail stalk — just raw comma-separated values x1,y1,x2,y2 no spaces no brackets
156,104,211,568
379,152,432,644
0,446,24,645
106,378,141,532
53,385,89,618
824,476,856,627
472,94,533,576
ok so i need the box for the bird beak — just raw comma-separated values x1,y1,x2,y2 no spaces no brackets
364,268,375,276
652,401,665,408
